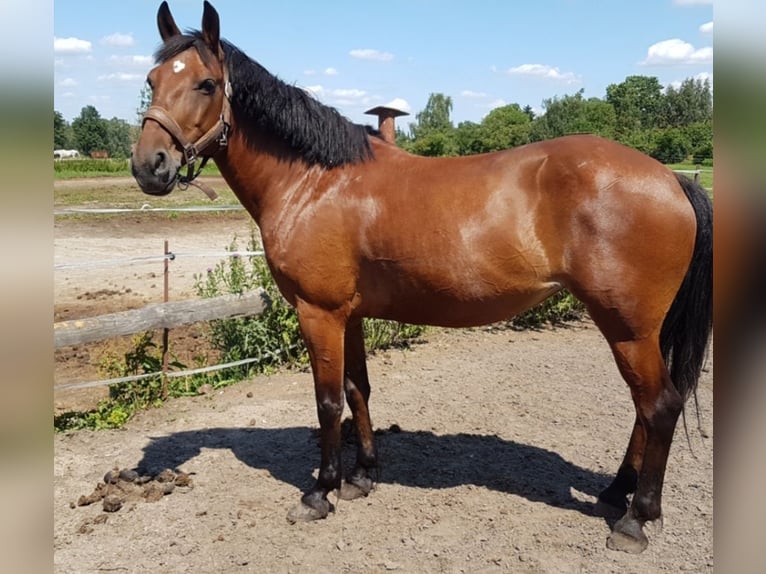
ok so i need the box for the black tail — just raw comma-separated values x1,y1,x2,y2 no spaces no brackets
660,173,713,403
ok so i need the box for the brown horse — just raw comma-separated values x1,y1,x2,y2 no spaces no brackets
132,1,712,554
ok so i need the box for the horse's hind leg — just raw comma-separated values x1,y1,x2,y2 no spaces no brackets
595,417,644,517
339,318,378,500
603,337,683,554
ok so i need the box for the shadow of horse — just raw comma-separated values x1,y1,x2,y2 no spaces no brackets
135,425,612,517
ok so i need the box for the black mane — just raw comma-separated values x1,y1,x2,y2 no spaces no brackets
154,32,376,168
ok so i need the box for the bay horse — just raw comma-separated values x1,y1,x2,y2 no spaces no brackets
132,1,712,554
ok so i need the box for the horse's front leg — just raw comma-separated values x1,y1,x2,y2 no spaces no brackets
339,318,377,500
287,301,347,524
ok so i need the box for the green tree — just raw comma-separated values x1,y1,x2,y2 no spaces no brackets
408,93,457,156
606,75,664,136
651,128,691,163
454,121,485,155
522,105,536,121
54,110,73,149
411,93,453,137
105,117,133,158
136,85,153,125
479,103,531,152
530,89,616,141
410,131,458,157
682,120,713,163
71,105,108,156
617,128,661,157
394,126,413,149
661,77,713,127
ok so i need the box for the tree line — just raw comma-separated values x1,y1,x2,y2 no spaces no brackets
397,75,712,165
54,105,137,159
54,74,711,164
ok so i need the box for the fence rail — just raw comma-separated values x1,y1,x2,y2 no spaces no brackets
54,289,267,349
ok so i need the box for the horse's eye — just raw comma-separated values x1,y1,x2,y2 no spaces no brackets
198,79,216,95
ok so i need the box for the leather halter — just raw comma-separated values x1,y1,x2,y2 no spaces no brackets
141,66,231,200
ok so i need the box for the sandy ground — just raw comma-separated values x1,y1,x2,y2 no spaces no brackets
53,179,713,573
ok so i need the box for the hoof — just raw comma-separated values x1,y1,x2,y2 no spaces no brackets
606,530,649,554
339,476,374,501
286,498,331,524
645,515,664,537
606,515,649,554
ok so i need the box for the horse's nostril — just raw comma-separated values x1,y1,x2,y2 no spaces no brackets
154,151,167,172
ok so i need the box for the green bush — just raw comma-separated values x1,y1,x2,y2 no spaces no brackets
194,230,306,378
510,290,586,329
55,331,185,431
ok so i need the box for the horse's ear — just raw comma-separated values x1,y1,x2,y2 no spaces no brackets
157,1,181,42
201,1,221,56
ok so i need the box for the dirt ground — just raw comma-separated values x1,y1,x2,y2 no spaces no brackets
53,178,713,573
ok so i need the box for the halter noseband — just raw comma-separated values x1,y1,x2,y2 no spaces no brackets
141,66,231,200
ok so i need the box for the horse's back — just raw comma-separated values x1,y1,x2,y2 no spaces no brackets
353,135,696,330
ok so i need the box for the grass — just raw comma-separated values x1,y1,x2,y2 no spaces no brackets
53,158,222,180
54,178,241,211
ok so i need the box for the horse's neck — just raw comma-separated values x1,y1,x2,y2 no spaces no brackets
214,130,315,226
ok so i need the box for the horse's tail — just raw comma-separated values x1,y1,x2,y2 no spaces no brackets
660,173,713,404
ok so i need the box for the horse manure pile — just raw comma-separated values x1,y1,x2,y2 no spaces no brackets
72,468,194,513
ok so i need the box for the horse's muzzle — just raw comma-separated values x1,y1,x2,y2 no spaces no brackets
130,149,179,196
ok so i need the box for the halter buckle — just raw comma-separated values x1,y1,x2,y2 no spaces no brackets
183,145,198,166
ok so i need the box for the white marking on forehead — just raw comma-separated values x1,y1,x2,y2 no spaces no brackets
173,59,186,73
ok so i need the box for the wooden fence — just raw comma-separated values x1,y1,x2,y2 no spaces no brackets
55,233,268,394
54,290,266,349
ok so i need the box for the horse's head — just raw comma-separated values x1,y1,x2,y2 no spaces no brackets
132,1,229,195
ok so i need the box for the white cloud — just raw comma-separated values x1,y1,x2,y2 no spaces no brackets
349,48,393,62
641,38,713,65
58,77,78,87
461,90,487,98
101,33,134,47
109,54,153,66
97,72,144,82
506,63,581,84
304,85,371,106
305,68,339,77
54,36,92,54
381,98,411,114
333,88,366,98
673,0,712,5
486,99,507,110
699,21,713,35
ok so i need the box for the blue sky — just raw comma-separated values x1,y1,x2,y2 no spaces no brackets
54,0,713,128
